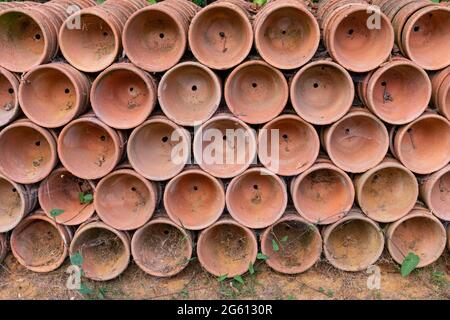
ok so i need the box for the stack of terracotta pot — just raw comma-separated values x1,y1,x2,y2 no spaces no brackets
0,0,448,282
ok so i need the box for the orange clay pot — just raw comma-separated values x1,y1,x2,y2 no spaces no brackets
128,116,191,181
58,115,126,180
188,0,253,70
224,60,288,124
69,219,130,281
91,63,157,130
0,175,37,233
386,208,447,268
19,62,90,128
419,165,450,221
0,120,58,184
197,218,257,277
193,114,257,179
291,158,354,225
131,216,193,277
354,157,418,223
158,61,221,126
322,108,389,173
39,167,95,226
290,60,353,125
254,0,320,70
260,213,322,274
322,209,385,272
0,233,7,264
164,168,224,230
393,113,450,175
95,168,158,230
226,167,287,229
10,210,72,272
258,114,319,176
431,66,450,120
0,66,20,127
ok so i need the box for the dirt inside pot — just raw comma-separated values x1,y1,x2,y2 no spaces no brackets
0,71,16,123
0,177,22,231
430,170,450,220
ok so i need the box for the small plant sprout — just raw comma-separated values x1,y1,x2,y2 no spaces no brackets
257,252,268,260
272,239,280,252
50,209,64,217
217,274,228,282
79,192,93,204
253,0,267,5
233,275,244,285
248,262,255,275
401,252,420,277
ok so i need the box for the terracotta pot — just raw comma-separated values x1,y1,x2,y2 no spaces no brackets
0,120,58,184
355,157,418,223
321,2,394,72
158,61,221,126
386,208,446,268
188,0,253,70
431,66,450,120
393,113,450,174
131,216,193,277
197,218,257,277
0,233,7,264
193,114,257,179
164,168,224,230
123,0,200,72
420,165,450,221
38,167,95,226
291,158,354,225
260,213,322,274
290,60,353,125
258,114,319,176
322,108,389,173
0,67,20,127
322,210,385,272
95,168,158,230
128,116,190,181
58,115,125,180
224,60,288,124
401,5,450,70
253,0,320,70
226,167,287,229
10,211,72,272
69,219,130,281
0,175,37,233
19,63,90,128
91,63,157,129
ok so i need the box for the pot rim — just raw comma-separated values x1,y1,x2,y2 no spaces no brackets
420,164,450,221
0,66,20,126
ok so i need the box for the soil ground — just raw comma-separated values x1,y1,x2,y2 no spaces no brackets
0,250,448,300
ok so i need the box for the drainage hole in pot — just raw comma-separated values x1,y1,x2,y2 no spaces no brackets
35,141,41,147
34,34,41,40
11,188,16,193
131,187,136,192
281,30,286,35
219,32,225,38
313,83,319,88
7,88,13,94
381,81,387,87
64,88,70,94
372,174,379,182
413,26,420,32
161,136,168,143
193,185,198,191
252,83,257,88
163,229,169,235
222,135,227,140
191,85,197,91
103,32,108,37
345,128,350,134
282,134,288,139
159,33,165,39
78,181,83,186
100,135,106,141
347,29,354,36
253,184,258,190
129,87,134,92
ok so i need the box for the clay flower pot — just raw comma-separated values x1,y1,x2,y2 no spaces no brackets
128,116,191,181
131,216,193,277
322,108,389,173
358,59,431,125
322,210,385,272
431,66,450,120
420,165,450,221
188,0,253,70
0,66,20,127
226,167,287,229
393,113,450,174
95,168,158,230
291,158,354,225
290,60,354,125
260,213,322,274
158,61,221,126
224,60,288,124
193,114,257,179
197,218,257,277
69,220,130,281
58,115,126,180
123,0,200,72
355,158,418,223
0,175,37,233
38,167,95,226
0,233,7,264
19,63,91,128
253,0,320,70
386,208,447,268
0,120,58,184
11,211,72,272
91,63,157,130
258,114,319,176
164,168,224,230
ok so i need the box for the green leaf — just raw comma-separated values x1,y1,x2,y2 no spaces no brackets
233,275,244,284
97,287,107,299
78,283,93,296
192,0,206,7
217,274,228,282
401,252,420,277
50,209,64,217
257,252,268,260
281,235,288,242
327,289,334,297
147,0,156,3
253,0,267,6
318,287,325,293
248,262,255,275
70,252,83,266
287,295,295,300
272,239,280,252
79,192,93,204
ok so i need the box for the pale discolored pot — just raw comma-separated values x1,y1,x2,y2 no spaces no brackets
0,66,20,127
419,165,450,221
